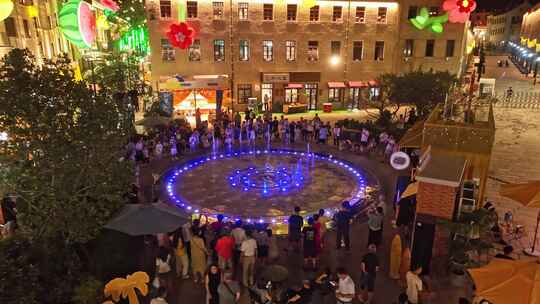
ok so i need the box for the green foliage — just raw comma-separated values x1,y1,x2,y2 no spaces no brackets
115,0,147,28
72,276,105,304
86,52,146,95
0,48,133,244
378,70,457,118
0,235,81,304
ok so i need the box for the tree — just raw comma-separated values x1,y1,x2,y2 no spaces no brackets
86,52,145,95
0,49,133,244
377,69,457,118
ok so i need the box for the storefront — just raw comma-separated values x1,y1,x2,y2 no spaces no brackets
158,75,230,124
328,82,346,104
348,81,369,109
261,73,289,112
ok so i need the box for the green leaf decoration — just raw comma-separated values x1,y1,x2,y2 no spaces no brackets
409,7,449,34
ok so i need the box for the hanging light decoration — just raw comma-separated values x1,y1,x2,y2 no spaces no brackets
166,22,195,49
58,0,97,48
0,0,14,22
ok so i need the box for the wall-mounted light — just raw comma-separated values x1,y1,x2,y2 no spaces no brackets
330,55,340,66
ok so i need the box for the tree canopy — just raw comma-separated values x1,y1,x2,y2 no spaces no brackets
378,69,457,117
0,49,133,244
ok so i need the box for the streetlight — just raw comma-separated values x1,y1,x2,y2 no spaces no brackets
330,55,340,66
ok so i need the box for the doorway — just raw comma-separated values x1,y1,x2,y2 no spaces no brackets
305,83,318,110
350,88,361,109
261,83,273,112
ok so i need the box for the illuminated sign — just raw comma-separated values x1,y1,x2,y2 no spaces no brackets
390,152,411,170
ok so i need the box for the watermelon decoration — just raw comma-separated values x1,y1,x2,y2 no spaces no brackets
58,0,96,48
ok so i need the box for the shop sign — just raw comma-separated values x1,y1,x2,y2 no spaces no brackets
263,73,289,83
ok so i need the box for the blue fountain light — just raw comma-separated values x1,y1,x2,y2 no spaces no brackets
164,149,367,223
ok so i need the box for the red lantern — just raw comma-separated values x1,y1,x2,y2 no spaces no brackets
167,22,195,49
457,0,475,13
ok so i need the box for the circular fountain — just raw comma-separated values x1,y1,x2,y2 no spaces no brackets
163,149,376,224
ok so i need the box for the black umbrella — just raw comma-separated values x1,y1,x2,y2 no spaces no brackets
105,202,189,236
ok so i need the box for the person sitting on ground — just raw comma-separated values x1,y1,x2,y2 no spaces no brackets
335,267,355,304
218,271,241,304
406,265,423,304
287,280,313,303
494,245,514,260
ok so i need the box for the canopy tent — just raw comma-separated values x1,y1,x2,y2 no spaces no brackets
398,120,425,149
468,259,540,304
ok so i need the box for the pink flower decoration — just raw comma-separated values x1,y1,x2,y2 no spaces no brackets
443,0,476,23
101,0,120,12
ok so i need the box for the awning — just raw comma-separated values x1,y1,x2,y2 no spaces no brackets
349,81,368,88
328,82,346,88
400,182,418,200
286,83,303,89
398,120,425,148
368,80,380,87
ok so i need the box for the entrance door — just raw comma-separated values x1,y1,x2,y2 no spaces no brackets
350,88,360,109
261,83,273,112
305,83,318,110
285,88,298,103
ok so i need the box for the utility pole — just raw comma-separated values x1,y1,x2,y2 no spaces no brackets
229,0,235,116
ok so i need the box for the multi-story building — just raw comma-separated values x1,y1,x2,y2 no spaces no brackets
486,1,530,47
146,0,469,114
521,3,540,43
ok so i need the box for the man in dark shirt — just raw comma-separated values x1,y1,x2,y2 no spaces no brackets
288,206,304,252
494,245,514,260
360,244,380,304
287,280,313,304
334,201,352,250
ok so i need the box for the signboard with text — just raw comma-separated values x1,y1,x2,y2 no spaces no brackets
262,73,290,83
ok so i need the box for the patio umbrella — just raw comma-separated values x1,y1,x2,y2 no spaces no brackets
400,182,418,200
105,202,189,236
135,116,172,128
500,181,540,256
468,259,540,304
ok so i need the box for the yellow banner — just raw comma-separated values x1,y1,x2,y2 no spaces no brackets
528,38,537,48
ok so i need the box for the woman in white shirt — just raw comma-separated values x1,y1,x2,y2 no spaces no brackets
406,265,423,304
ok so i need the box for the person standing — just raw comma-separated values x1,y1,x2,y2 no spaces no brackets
218,272,241,304
360,128,370,151
254,228,270,265
335,267,355,304
318,209,330,248
333,123,342,147
334,202,352,250
318,123,329,144
359,244,380,304
205,264,221,304
216,231,235,271
367,207,384,248
240,231,257,287
302,217,318,269
406,265,423,304
175,233,190,279
288,206,304,252
150,287,168,304
155,247,173,293
231,220,246,273
267,229,279,263
191,229,208,284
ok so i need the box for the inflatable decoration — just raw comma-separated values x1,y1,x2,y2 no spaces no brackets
167,22,195,49
0,0,14,22
58,0,97,48
410,7,448,34
443,0,476,23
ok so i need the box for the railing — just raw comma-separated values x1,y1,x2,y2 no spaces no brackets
493,92,540,108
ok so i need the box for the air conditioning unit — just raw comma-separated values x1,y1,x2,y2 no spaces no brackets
460,181,476,213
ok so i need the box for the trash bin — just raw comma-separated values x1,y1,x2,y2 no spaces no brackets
323,103,332,113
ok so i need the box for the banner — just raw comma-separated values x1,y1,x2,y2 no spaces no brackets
159,92,173,116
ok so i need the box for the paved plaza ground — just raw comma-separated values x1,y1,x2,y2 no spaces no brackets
134,54,540,304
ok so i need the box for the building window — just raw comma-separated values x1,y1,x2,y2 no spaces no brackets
239,39,249,61
286,40,296,61
429,7,439,16
404,39,414,57
332,6,342,22
213,2,224,19
22,19,31,38
32,17,39,30
446,40,455,57
377,7,387,24
18,0,33,5
353,41,363,61
425,39,435,57
5,17,17,37
374,41,384,61
263,4,273,21
355,6,365,23
238,84,252,104
214,39,225,62
287,4,297,21
160,0,171,18
329,88,342,102
408,6,417,19
310,6,319,22
263,40,273,61
308,40,318,62
331,41,341,56
187,1,198,18
161,39,175,61
188,39,201,61
47,16,52,28
238,2,248,20
285,88,298,103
